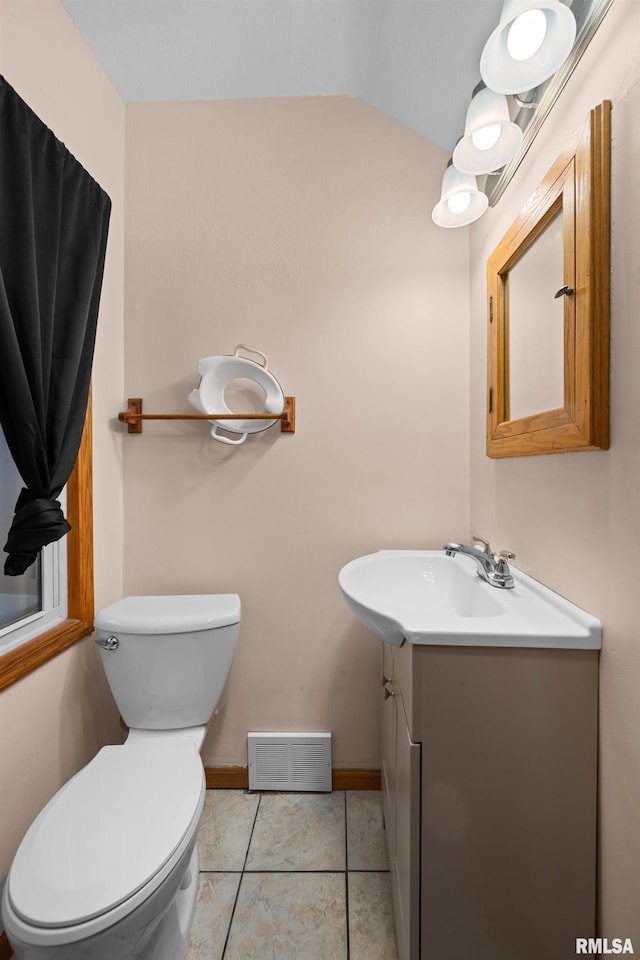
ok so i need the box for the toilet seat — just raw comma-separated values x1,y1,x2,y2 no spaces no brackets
187,346,285,445
6,741,204,942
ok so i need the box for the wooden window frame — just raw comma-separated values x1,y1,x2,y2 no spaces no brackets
0,392,94,692
486,101,610,458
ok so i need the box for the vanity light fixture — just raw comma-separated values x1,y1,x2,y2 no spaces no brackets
452,83,523,176
431,161,488,228
480,0,577,94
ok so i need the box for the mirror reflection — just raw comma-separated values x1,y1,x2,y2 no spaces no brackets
507,210,565,422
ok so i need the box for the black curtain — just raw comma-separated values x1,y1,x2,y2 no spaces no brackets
0,77,111,576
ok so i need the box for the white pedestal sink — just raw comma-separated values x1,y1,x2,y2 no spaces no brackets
338,549,601,648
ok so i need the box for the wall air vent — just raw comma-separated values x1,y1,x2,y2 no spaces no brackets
248,732,332,792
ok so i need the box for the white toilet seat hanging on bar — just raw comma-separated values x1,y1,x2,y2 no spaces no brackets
187,344,285,445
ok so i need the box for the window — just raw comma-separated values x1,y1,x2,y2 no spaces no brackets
0,395,94,692
0,429,68,654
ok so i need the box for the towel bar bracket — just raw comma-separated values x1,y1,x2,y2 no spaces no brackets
118,397,296,436
121,398,143,434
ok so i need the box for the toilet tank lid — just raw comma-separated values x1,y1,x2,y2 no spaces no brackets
94,593,241,634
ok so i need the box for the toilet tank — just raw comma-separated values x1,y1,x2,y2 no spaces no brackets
94,595,240,730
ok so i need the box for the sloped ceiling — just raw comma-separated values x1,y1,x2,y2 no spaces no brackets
62,0,505,151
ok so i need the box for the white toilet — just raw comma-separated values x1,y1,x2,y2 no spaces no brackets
1,593,240,960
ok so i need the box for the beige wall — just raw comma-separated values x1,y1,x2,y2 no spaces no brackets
469,0,640,939
0,0,124,875
124,95,471,769
8,1,635,941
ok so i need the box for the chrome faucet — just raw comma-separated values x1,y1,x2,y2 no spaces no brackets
443,539,515,589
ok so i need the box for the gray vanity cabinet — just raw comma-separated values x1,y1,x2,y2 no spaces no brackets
381,641,598,960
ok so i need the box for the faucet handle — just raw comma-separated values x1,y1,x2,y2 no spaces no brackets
493,556,515,588
472,535,491,554
499,550,516,561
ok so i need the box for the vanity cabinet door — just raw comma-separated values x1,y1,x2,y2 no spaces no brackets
381,641,396,861
390,690,420,960
417,645,598,960
381,642,421,960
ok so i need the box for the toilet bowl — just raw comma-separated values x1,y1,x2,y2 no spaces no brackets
2,594,240,960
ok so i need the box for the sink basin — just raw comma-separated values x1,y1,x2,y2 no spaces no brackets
338,550,601,649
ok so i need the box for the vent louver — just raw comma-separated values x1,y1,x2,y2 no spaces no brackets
248,733,332,791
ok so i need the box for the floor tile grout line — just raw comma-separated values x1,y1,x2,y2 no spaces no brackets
241,792,262,873
219,793,262,960
345,791,351,960
219,873,242,960
345,790,349,872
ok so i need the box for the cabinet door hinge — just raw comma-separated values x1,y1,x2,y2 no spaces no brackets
489,295,493,323
489,386,493,413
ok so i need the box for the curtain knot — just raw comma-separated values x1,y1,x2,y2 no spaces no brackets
3,490,70,576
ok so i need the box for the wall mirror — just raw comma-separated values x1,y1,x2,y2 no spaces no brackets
486,101,610,459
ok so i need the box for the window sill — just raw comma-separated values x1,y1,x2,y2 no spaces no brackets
0,618,93,692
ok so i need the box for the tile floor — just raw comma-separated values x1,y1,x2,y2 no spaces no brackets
186,789,399,960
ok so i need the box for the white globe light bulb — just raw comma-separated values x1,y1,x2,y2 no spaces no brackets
506,8,548,61
471,123,502,151
447,192,472,215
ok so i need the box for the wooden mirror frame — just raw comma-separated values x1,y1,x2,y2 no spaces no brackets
486,101,610,459
0,393,94,691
